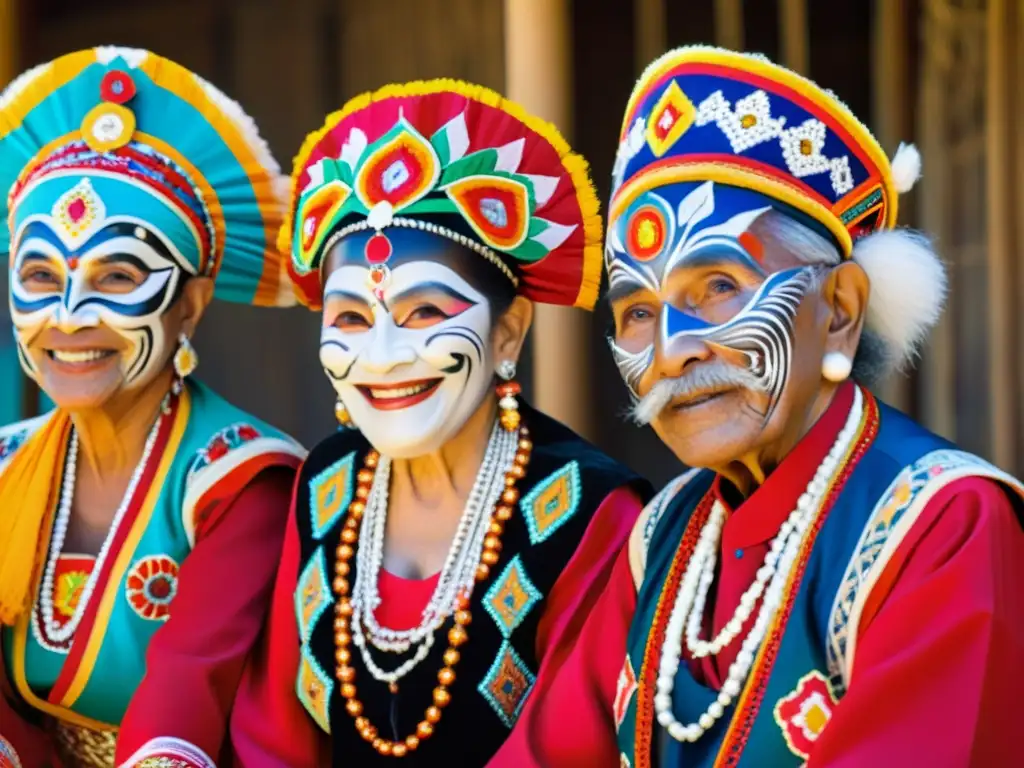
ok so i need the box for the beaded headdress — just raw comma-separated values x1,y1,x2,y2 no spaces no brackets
610,46,921,259
283,79,602,310
0,47,292,306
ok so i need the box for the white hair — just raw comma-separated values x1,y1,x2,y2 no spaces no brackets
750,210,947,385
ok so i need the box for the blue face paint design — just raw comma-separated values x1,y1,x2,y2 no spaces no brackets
606,181,816,415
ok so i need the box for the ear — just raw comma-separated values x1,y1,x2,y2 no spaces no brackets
819,261,869,359
177,276,215,338
491,296,533,367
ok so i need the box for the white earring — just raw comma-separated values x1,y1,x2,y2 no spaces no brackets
821,351,852,383
496,360,517,381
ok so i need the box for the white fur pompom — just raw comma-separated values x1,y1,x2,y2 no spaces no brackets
852,229,947,371
890,143,922,194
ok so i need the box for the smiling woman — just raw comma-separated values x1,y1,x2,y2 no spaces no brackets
228,80,653,767
0,47,305,768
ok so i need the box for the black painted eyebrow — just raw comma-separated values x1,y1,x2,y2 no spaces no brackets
323,289,371,306
388,281,478,307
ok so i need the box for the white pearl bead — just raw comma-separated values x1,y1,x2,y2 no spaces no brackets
699,713,715,730
709,701,725,718
667,722,687,742
723,679,742,698
657,709,674,727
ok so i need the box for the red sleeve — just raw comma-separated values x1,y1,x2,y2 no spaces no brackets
229,476,328,768
114,466,296,766
809,476,1024,767
488,543,638,768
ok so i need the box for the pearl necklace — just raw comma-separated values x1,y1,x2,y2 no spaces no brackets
655,386,863,743
350,421,519,687
33,395,168,651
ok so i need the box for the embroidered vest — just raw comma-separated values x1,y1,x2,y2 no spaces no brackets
616,393,1024,767
0,380,304,731
292,402,649,767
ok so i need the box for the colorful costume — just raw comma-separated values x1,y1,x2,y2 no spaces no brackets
0,48,304,767
229,81,652,766
489,47,1024,767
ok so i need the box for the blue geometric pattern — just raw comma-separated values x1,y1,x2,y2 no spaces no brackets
308,452,356,539
483,555,542,638
294,546,331,644
519,461,582,546
478,640,536,728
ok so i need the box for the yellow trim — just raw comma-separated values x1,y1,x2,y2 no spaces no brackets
771,670,837,760
610,161,854,257
0,52,95,141
60,389,191,708
281,78,603,311
623,47,898,228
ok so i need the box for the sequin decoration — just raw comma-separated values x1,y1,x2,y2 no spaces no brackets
478,640,536,728
483,555,541,638
295,547,331,643
773,670,838,759
297,644,334,734
645,81,696,158
519,460,582,546
308,452,356,539
125,555,179,621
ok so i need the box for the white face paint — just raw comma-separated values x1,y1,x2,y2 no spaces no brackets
9,220,191,387
319,261,495,458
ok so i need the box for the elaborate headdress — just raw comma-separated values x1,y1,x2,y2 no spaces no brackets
0,46,292,306
282,79,602,311
611,46,945,370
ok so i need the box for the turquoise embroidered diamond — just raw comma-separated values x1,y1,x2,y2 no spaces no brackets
519,460,582,545
308,452,355,539
297,643,334,734
483,555,541,638
478,640,536,728
294,547,331,644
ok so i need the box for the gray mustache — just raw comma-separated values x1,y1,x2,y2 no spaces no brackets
630,359,767,425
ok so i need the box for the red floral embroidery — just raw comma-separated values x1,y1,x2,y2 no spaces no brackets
773,671,838,759
125,555,179,621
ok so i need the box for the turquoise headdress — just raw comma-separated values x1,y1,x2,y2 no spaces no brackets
0,46,292,306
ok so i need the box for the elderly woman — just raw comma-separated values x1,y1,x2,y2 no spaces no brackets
0,48,303,767
229,81,652,766
489,46,1024,767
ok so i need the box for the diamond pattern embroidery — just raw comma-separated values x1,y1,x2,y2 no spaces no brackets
296,644,333,734
484,555,541,637
645,81,696,157
294,547,331,644
308,453,355,539
520,461,582,546
478,641,536,728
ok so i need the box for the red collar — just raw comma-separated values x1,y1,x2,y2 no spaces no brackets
715,381,856,551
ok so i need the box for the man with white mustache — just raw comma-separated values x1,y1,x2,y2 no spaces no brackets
490,46,1024,767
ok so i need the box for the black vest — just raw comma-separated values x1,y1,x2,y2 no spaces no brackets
293,402,651,767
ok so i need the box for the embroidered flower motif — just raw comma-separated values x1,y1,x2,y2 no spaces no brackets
774,670,839,759
125,555,179,621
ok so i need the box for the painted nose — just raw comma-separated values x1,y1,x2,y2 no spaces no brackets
360,317,417,374
654,304,713,379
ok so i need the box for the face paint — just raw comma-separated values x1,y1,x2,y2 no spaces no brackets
319,259,495,459
606,180,815,417
10,219,192,387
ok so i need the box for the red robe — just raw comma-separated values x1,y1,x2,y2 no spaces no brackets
488,394,1024,767
229,484,646,766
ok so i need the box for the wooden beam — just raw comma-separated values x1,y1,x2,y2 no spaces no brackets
504,0,595,440
0,0,16,85
985,0,1016,469
635,0,666,74
714,0,744,51
778,0,809,73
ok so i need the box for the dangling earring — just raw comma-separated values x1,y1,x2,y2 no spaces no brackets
496,360,521,432
335,399,354,429
173,333,198,395
821,351,852,383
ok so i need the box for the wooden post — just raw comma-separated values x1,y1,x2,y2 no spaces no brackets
635,0,666,73
714,0,744,51
778,0,809,73
985,0,1016,470
503,0,594,439
0,0,16,86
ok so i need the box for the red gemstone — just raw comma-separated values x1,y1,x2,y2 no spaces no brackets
237,425,259,441
370,270,384,284
67,198,87,223
100,70,137,104
67,256,80,271
365,233,392,264
207,438,229,461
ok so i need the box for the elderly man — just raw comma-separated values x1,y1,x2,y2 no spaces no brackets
489,46,1024,768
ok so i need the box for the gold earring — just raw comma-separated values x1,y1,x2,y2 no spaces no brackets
173,333,198,394
335,399,354,429
496,360,521,432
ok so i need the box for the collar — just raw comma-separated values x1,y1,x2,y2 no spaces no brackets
716,380,856,551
